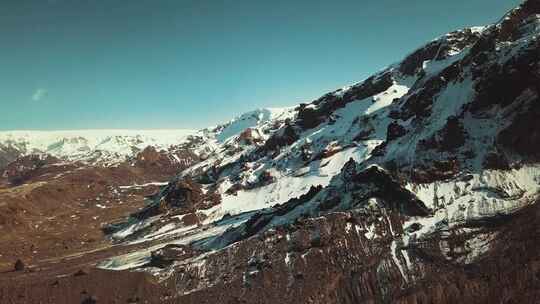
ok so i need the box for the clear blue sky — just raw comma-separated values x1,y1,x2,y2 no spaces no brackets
0,0,521,130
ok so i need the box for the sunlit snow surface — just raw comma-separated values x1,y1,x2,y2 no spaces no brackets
215,108,293,143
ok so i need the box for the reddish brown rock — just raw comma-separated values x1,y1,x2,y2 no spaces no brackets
237,128,263,145
3,154,61,186
134,146,199,175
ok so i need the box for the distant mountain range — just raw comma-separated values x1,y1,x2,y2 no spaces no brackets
0,129,195,167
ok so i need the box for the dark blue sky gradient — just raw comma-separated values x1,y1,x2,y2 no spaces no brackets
0,0,521,130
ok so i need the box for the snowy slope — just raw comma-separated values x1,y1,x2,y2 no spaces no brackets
95,31,457,240
93,2,540,285
213,108,293,143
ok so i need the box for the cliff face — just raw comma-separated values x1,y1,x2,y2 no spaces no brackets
165,200,540,304
1,1,540,303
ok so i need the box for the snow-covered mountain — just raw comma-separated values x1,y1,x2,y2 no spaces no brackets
95,3,540,301
2,1,540,303
0,129,195,167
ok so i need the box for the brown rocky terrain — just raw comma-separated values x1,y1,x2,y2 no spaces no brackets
1,197,538,304
0,146,199,272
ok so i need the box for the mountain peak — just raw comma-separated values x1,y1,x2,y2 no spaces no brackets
2,2,540,303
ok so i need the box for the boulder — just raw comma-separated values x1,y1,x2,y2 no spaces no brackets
14,259,25,271
386,121,407,141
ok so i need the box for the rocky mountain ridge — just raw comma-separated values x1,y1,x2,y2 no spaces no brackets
1,1,539,303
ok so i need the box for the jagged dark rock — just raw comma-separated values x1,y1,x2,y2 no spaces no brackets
4,154,60,186
348,165,431,216
261,124,298,152
386,121,407,141
483,151,511,170
81,296,98,304
14,259,24,272
497,96,540,160
149,244,199,268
